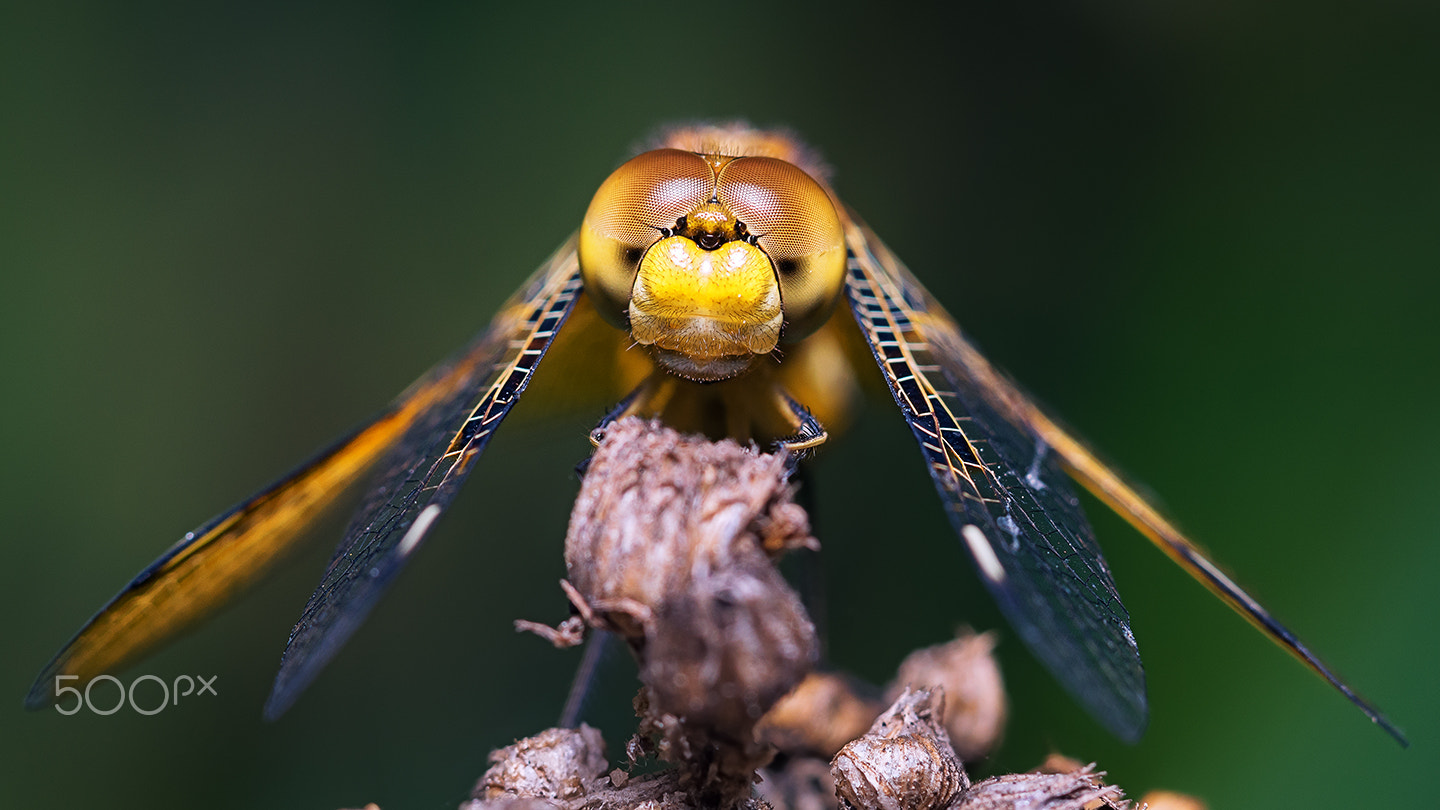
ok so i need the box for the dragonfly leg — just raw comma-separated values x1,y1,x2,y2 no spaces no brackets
578,376,676,477
589,374,676,447
772,389,828,466
771,390,829,650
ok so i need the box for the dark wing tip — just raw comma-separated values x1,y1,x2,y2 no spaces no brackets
23,663,62,711
1378,718,1410,748
1104,698,1148,745
987,581,1149,744
262,655,312,721
261,564,399,721
262,664,313,722
261,617,360,722
1356,697,1408,748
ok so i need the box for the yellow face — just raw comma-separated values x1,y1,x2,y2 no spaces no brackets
578,147,846,381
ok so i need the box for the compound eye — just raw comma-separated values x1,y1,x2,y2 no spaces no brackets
716,157,845,341
579,149,715,327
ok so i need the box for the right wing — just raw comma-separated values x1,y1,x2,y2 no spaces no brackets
263,239,583,719
26,238,583,717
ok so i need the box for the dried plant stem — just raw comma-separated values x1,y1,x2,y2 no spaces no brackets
456,420,1199,810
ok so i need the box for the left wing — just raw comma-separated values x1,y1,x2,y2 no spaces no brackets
263,238,583,719
843,217,1147,741
843,215,1404,745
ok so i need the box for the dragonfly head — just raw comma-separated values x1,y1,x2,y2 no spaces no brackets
579,147,846,381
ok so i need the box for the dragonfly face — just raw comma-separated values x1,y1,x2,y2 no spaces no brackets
579,144,846,381
26,123,1404,746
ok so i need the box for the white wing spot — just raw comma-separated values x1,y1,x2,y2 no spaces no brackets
1025,440,1050,491
962,524,1007,583
398,504,443,557
996,514,1023,552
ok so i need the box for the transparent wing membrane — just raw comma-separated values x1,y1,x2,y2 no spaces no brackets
843,218,1146,740
264,241,583,719
24,412,414,710
21,279,527,711
28,128,1402,747
26,240,584,719
843,215,1404,745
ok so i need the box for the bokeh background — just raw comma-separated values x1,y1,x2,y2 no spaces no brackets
3,2,1436,807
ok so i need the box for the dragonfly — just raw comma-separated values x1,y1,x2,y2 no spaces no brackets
26,123,1404,745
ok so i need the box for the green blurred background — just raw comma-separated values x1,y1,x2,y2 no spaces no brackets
3,1,1436,807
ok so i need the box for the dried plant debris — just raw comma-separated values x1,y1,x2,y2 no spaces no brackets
454,634,1202,810
567,419,820,725
755,757,836,810
758,629,1004,765
1030,755,1211,810
464,769,774,810
640,560,815,732
559,419,820,804
460,723,772,810
629,676,782,806
953,767,1126,810
886,631,1006,762
472,423,1198,810
757,672,884,759
565,418,815,635
1135,790,1206,810
950,749,1128,807
831,687,968,810
473,725,610,802
828,691,1140,810
1035,754,1090,776
454,719,1153,810
516,614,589,650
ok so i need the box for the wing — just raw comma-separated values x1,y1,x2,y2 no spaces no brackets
24,413,423,710
22,266,549,713
26,237,583,716
843,217,1146,740
843,216,1405,745
921,279,1409,747
262,238,583,719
